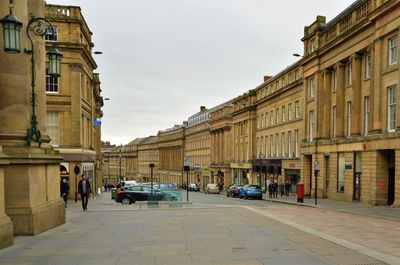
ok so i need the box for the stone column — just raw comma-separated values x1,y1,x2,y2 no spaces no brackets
335,62,346,137
0,0,65,236
371,39,382,133
70,64,83,146
351,54,362,136
319,70,331,139
392,149,400,208
0,147,13,249
218,130,222,164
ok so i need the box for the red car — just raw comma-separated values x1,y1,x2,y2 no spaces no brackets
226,184,243,197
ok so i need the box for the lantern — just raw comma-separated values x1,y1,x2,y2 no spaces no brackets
47,47,63,76
0,13,22,53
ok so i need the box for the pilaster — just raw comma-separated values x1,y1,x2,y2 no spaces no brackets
336,62,346,137
392,149,400,207
0,147,13,249
372,38,382,133
351,53,362,136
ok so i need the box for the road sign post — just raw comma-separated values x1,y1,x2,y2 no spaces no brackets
314,160,320,206
184,157,190,202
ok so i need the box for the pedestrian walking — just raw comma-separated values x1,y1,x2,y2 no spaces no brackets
60,178,69,208
78,174,91,211
268,182,273,198
279,182,284,197
273,181,278,198
285,181,290,196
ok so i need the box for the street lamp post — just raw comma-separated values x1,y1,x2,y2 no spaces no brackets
119,149,122,183
0,0,63,147
149,163,155,195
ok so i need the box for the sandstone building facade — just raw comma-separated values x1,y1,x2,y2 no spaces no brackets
184,107,212,190
158,125,185,186
137,136,159,183
101,0,399,208
209,102,234,186
45,4,104,198
301,0,400,206
231,91,257,185
254,63,304,192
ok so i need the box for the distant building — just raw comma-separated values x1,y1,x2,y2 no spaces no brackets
158,125,185,185
184,106,213,190
137,136,159,182
209,102,234,187
254,61,303,192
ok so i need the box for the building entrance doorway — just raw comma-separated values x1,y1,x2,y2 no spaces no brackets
388,167,395,205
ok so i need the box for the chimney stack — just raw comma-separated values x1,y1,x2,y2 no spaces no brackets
264,75,272,82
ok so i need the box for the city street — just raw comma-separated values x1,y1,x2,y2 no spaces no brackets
0,191,398,265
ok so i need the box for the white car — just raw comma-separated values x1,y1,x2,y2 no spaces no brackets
206,183,220,194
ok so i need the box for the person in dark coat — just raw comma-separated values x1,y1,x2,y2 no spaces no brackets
60,178,69,208
279,182,285,197
285,181,291,196
78,174,91,211
273,181,278,198
268,182,273,198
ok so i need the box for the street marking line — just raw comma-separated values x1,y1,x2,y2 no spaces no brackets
243,206,400,265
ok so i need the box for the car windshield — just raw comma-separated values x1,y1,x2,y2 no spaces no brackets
247,185,261,190
143,186,162,193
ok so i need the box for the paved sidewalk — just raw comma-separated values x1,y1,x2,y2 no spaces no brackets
264,195,400,220
0,195,387,265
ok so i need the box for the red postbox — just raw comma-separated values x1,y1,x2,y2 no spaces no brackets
297,183,304,203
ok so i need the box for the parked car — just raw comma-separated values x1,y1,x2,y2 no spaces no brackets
188,183,200,192
239,185,263,200
205,183,220,194
226,184,243,197
115,185,176,205
152,183,178,190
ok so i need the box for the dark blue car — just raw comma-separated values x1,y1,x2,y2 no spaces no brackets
239,185,263,200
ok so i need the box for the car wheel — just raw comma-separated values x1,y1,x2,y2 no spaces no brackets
121,197,131,205
245,195,248,200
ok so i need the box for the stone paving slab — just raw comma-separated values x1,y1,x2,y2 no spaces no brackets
245,205,400,265
265,195,400,220
0,193,394,265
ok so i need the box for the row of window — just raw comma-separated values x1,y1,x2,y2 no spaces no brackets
307,35,397,99
256,130,300,159
186,138,210,150
308,84,397,142
188,113,211,127
234,121,249,137
46,112,93,148
257,101,301,130
257,68,302,100
187,155,209,168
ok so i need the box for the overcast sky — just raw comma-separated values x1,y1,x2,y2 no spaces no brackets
47,0,354,145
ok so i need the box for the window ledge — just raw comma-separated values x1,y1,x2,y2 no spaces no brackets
382,65,399,75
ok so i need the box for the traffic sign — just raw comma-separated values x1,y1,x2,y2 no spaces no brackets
184,157,190,167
